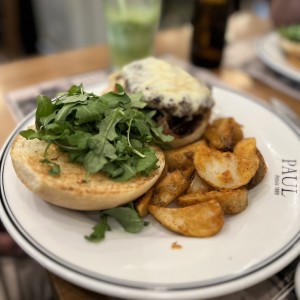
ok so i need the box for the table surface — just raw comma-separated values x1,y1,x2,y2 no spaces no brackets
0,25,299,300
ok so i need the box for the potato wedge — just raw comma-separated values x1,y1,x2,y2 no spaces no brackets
178,188,248,215
151,170,189,207
204,117,244,151
149,200,224,237
135,187,154,217
194,138,259,189
186,173,213,194
246,149,268,189
164,140,205,171
181,166,195,180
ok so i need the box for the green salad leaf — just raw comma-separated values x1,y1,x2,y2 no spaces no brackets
103,203,144,233
85,215,111,242
278,24,300,42
85,203,147,242
20,84,173,181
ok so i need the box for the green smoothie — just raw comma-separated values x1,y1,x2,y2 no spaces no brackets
104,1,161,69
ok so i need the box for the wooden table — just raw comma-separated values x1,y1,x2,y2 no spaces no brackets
0,26,299,299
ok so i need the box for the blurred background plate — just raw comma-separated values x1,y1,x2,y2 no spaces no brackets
256,32,300,83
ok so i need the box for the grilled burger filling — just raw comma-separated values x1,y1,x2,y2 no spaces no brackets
120,57,214,139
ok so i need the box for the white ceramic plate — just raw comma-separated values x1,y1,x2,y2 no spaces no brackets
256,32,300,82
1,86,300,300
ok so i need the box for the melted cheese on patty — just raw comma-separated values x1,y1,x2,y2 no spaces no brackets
122,57,214,118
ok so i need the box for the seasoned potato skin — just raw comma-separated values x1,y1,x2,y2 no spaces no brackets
151,170,189,207
204,117,244,151
194,139,259,189
135,187,154,217
246,149,268,189
149,200,224,237
164,140,204,171
178,188,248,215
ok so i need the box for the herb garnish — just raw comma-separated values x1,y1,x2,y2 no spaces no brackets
20,84,173,181
85,203,147,242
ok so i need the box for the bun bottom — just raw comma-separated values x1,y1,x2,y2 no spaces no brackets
168,110,211,148
11,136,165,211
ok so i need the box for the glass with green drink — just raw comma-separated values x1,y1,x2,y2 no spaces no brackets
103,0,162,69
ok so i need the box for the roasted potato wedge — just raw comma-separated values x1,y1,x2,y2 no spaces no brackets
149,200,224,237
246,149,268,189
194,138,259,189
178,188,248,215
186,173,213,194
135,187,154,217
151,170,189,207
204,117,244,151
164,140,205,171
181,166,195,180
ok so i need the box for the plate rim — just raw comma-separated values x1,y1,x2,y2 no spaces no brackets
255,31,300,83
1,85,300,299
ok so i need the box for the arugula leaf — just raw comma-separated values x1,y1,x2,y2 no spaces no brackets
74,101,107,124
135,148,158,175
54,103,77,123
128,92,147,108
63,131,92,150
40,158,60,176
35,95,54,129
85,215,110,242
100,84,131,108
112,158,137,182
67,84,83,95
84,136,117,173
84,203,147,243
20,128,40,139
98,107,124,141
151,125,174,143
103,204,144,233
102,162,124,178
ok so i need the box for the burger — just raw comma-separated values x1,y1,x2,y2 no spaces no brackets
10,57,214,212
108,57,214,148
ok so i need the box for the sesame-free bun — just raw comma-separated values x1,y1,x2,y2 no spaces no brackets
10,134,165,211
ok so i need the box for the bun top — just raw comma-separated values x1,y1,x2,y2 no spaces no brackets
11,136,165,211
121,57,214,118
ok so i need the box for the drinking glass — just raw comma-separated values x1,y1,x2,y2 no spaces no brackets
103,0,162,69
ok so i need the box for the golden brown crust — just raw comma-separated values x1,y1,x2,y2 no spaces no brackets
10,135,165,211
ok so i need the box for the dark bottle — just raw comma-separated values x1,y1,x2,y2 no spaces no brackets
190,0,232,69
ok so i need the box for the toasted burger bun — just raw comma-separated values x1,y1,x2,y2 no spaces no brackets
106,57,214,148
278,36,300,68
11,135,165,211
